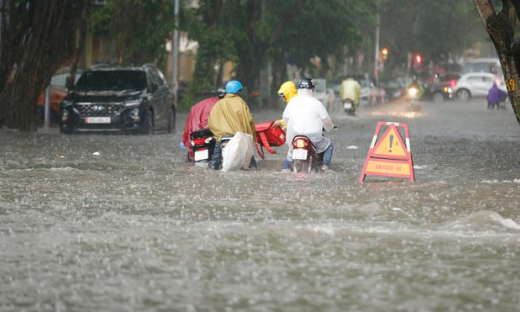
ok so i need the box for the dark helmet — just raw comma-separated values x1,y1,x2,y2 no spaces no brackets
217,87,226,99
298,78,315,90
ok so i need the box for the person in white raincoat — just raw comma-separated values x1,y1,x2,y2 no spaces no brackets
281,78,335,171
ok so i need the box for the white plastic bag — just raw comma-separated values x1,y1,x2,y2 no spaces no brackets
221,132,254,172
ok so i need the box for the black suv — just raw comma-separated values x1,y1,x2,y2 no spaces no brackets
59,64,175,134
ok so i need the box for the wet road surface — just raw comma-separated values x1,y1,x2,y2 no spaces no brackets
1,98,520,311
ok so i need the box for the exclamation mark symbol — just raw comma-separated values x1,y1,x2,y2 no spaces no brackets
389,135,394,153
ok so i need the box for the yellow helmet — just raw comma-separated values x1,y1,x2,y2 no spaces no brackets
277,81,297,103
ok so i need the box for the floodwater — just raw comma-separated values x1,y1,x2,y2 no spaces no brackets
1,99,520,312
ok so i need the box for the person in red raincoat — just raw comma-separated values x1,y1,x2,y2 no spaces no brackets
181,87,226,161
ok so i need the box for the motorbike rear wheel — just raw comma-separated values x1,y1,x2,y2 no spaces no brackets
292,156,313,173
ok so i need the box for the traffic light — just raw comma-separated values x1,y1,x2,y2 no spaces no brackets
414,54,422,64
380,47,388,61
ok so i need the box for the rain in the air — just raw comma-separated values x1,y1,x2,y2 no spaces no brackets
1,1,520,311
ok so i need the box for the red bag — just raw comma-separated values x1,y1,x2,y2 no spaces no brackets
255,121,286,159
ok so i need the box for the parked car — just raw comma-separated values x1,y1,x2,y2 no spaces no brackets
37,68,82,123
379,79,404,102
453,72,501,102
423,72,460,103
60,64,176,134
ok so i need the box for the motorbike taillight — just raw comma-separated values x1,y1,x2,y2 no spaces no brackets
192,138,207,146
294,138,308,148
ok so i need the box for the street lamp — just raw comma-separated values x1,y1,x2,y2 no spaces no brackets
172,0,179,102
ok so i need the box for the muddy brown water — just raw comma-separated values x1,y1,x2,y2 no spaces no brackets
1,98,519,311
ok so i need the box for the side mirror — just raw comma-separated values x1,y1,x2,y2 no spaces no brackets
150,82,159,93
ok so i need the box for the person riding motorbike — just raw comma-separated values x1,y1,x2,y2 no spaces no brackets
406,76,424,101
340,77,362,116
181,87,226,162
272,81,298,129
281,78,335,172
207,80,257,170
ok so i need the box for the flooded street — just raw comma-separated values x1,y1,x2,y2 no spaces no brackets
1,99,520,311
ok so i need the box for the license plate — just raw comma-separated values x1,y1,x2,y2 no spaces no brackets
292,149,308,160
85,117,111,124
344,102,352,109
194,149,209,161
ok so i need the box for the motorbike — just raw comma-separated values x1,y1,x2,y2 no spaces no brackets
291,135,324,173
406,85,423,111
343,98,355,116
191,130,251,169
189,129,215,163
407,86,419,103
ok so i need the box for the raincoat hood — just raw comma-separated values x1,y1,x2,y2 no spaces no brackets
278,81,297,103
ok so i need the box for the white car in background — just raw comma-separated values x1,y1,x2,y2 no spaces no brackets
453,72,504,102
462,58,502,76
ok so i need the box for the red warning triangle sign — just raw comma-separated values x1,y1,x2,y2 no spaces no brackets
360,122,415,183
371,124,408,159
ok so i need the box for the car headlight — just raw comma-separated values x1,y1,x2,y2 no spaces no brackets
128,107,140,122
61,109,70,121
60,100,73,121
61,100,73,108
125,99,142,107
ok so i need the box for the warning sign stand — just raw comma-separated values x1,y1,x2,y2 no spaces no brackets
359,121,415,183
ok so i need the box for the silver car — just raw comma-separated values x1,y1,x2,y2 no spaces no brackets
453,72,503,102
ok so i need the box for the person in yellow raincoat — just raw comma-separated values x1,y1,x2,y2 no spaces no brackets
340,77,362,116
273,81,298,129
208,80,257,170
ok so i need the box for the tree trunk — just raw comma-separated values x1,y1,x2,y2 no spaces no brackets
0,0,90,131
473,0,520,126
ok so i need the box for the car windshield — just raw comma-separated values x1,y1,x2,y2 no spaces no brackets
380,80,401,88
314,80,326,93
438,74,460,82
50,73,81,87
74,70,147,92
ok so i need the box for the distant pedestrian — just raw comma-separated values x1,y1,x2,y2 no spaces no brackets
486,82,508,110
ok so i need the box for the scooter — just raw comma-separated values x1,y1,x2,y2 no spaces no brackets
407,86,419,103
343,98,355,116
291,135,324,173
219,134,234,148
407,86,422,111
189,129,215,162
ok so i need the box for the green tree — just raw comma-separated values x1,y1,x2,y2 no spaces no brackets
0,0,91,131
380,0,485,73
182,0,376,107
91,0,175,67
473,0,520,125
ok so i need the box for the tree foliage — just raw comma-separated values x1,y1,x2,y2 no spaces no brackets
182,0,376,105
473,0,520,125
91,0,175,66
380,0,485,72
0,0,91,131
